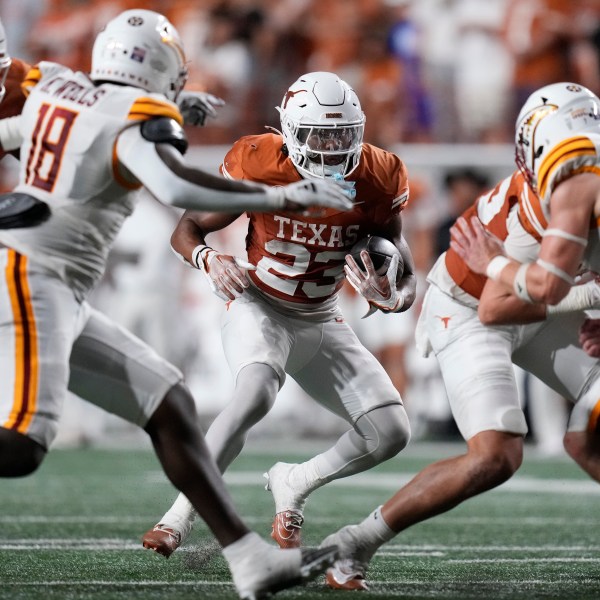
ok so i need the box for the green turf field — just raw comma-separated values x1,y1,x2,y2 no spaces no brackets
1,439,599,600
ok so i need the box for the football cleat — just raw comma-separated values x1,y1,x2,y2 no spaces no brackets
270,510,304,549
321,524,377,591
326,558,369,590
233,545,339,600
141,522,190,558
264,462,308,548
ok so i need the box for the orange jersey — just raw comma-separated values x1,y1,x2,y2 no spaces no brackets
220,133,409,305
0,58,30,159
445,171,526,299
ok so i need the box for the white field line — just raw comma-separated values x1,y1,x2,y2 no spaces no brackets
2,578,597,587
448,557,600,563
2,539,600,555
153,470,600,495
3,581,232,587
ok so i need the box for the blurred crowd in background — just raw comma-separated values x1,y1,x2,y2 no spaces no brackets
1,0,585,451
4,0,600,146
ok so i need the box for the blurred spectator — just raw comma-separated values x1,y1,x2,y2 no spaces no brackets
175,2,256,143
503,0,594,123
570,0,600,96
454,0,513,143
344,18,404,148
2,0,48,62
303,0,381,72
26,0,128,70
410,0,460,141
386,0,433,142
435,168,490,259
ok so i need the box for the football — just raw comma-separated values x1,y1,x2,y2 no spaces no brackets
350,235,404,275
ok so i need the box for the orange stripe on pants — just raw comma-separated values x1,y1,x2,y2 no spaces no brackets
3,250,38,433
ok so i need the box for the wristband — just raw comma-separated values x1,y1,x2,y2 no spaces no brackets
191,244,214,271
513,262,533,303
486,255,511,281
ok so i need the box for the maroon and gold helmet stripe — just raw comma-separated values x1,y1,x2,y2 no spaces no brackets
127,97,183,126
538,136,596,199
3,250,39,434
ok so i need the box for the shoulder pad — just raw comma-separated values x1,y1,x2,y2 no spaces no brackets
140,117,188,155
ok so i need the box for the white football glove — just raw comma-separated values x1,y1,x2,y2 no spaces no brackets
195,246,255,301
177,91,225,127
264,179,354,214
546,276,600,315
345,251,404,318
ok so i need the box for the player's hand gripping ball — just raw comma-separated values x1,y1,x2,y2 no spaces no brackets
350,235,404,275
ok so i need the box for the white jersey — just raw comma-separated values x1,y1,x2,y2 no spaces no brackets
0,62,183,301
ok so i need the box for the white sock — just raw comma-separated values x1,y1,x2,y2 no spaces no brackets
356,506,396,547
160,493,197,529
287,461,324,499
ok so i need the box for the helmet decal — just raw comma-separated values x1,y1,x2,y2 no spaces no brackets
515,82,600,193
91,9,188,101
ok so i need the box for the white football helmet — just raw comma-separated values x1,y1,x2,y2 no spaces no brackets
277,72,365,180
0,19,12,104
91,9,188,101
515,82,600,192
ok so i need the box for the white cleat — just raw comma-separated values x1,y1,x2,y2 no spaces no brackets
231,543,339,600
321,525,376,591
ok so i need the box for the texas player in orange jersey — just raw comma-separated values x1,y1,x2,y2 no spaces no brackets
141,72,415,567
319,86,600,592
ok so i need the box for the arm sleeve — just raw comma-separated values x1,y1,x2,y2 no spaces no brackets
115,125,281,213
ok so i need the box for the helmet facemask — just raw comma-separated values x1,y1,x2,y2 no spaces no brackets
284,121,364,179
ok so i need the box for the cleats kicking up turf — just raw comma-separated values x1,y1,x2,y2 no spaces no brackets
321,524,377,591
142,522,191,558
225,532,338,599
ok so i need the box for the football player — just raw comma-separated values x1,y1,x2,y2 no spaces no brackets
317,82,600,590
0,10,354,599
141,71,416,559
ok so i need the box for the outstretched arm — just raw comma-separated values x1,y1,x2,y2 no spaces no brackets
115,123,353,214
